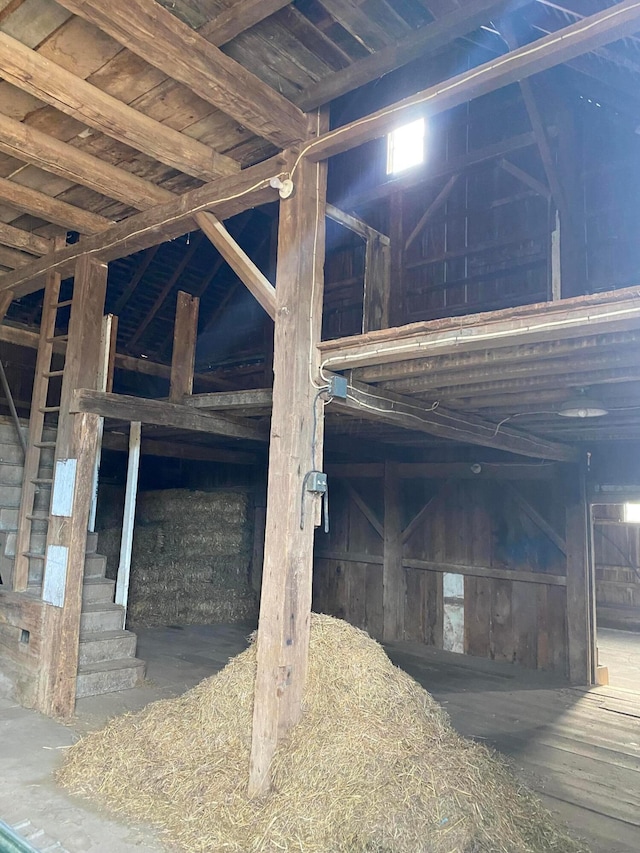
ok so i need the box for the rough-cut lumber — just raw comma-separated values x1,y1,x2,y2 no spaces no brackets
318,286,640,371
100,431,257,464
199,0,291,46
169,291,199,402
0,245,32,270
114,421,141,618
326,204,390,243
344,481,383,538
71,389,268,442
0,222,52,256
404,175,460,251
565,468,594,685
383,461,404,641
249,121,328,797
505,483,567,555
56,0,307,148
0,157,282,298
405,558,567,586
195,212,276,319
0,111,173,209
335,381,577,462
297,0,530,109
186,389,274,410
0,32,238,182
499,159,550,199
0,176,113,234
303,0,640,161
325,462,557,480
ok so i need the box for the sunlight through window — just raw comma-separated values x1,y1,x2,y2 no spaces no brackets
387,118,425,175
623,502,640,523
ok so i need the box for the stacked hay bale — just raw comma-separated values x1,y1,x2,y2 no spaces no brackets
97,488,257,626
58,614,588,853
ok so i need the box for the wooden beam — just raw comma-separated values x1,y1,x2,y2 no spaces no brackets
401,484,449,545
199,0,291,46
249,117,328,797
186,388,273,410
0,176,112,235
405,558,567,586
302,0,640,161
363,231,391,332
71,389,268,442
318,286,640,372
499,159,551,199
326,204,390,243
344,480,383,538
404,175,460,251
0,222,52,256
195,212,276,319
0,32,238,182
296,0,531,109
565,466,595,685
335,381,577,462
126,234,203,350
504,482,567,555
0,111,173,210
0,245,32,270
0,156,282,299
383,461,405,641
100,430,257,464
326,462,557,480
56,0,307,148
169,291,199,402
114,421,141,620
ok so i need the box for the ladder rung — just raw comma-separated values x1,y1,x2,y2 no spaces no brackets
46,334,68,343
54,299,73,309
22,552,45,560
31,478,53,484
26,513,49,521
39,406,60,413
34,441,56,448
43,370,64,378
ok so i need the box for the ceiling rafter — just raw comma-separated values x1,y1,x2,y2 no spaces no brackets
0,175,113,234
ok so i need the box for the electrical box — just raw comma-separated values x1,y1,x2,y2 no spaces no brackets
306,471,328,493
328,375,348,400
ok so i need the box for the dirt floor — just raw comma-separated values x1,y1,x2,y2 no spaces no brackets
0,623,638,853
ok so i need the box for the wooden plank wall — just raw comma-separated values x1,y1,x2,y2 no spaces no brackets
592,506,640,630
313,476,569,673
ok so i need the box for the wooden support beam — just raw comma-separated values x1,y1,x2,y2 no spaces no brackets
249,117,328,798
326,204,390,243
0,176,112,235
383,461,404,641
499,159,551,199
100,430,257,464
405,558,567,587
114,421,141,621
302,0,640,161
0,32,238,182
296,0,531,109
335,381,577,462
504,482,567,555
401,484,449,545
364,232,391,332
0,111,173,210
343,480,383,538
0,156,281,298
56,0,307,148
186,388,274,410
0,222,52,257
318,286,640,372
199,0,291,46
71,389,268,442
127,234,203,351
565,466,595,685
404,175,460,251
169,291,199,402
195,212,276,319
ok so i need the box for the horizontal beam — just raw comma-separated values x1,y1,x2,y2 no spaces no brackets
71,389,268,442
56,0,307,148
325,461,557,479
326,204,390,244
0,32,238,183
334,381,577,462
195,212,276,319
0,157,282,298
0,223,52,256
0,176,113,235
186,389,274,410
101,431,257,464
302,0,640,161
318,286,640,372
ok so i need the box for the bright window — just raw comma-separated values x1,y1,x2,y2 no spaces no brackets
623,502,640,523
387,118,425,175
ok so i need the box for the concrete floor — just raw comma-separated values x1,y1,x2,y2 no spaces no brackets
1,623,638,852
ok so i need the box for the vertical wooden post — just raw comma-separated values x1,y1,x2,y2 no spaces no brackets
363,233,391,332
389,192,404,326
565,465,595,685
89,313,118,532
115,420,141,624
556,107,586,299
383,461,405,641
248,114,328,797
550,209,561,302
38,255,108,717
169,290,199,402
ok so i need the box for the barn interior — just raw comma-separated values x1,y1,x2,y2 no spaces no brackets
0,1,639,851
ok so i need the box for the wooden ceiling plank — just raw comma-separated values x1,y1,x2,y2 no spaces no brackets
319,0,397,53
297,0,531,109
0,32,238,181
199,1,292,46
0,155,282,298
304,0,640,161
0,175,113,233
0,111,174,209
55,0,307,148
0,220,52,255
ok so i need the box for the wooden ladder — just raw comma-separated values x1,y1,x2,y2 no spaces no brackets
13,268,68,592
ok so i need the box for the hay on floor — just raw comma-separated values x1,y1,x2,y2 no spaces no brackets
58,614,588,853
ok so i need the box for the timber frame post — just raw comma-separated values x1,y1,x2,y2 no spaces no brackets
37,255,108,717
248,113,328,797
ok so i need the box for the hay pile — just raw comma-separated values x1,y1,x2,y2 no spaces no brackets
97,489,257,626
58,615,587,853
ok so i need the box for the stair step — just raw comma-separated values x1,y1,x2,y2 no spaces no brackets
82,576,116,604
78,629,137,665
85,531,98,554
76,657,145,698
80,602,124,633
83,553,107,578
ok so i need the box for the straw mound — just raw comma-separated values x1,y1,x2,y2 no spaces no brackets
58,615,588,853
